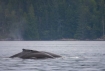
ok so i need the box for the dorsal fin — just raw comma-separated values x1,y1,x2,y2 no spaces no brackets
22,49,29,52
22,49,39,53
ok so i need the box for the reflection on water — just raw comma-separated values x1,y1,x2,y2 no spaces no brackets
0,41,105,71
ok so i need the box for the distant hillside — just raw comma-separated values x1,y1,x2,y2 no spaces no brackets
0,0,105,40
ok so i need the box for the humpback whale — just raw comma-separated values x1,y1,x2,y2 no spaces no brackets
10,49,61,59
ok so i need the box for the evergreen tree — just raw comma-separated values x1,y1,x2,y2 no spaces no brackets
23,4,39,40
0,0,105,40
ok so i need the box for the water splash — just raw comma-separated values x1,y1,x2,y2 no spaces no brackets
9,19,26,40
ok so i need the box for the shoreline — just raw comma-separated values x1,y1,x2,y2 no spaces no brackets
0,35,105,41
0,38,105,41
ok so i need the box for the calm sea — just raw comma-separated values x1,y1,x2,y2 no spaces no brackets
0,41,105,71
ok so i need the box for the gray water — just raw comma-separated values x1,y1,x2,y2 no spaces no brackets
0,41,105,71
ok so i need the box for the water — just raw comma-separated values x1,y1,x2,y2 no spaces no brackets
0,41,105,71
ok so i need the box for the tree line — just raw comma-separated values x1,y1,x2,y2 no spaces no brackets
0,0,105,40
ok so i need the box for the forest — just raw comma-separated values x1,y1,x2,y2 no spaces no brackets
0,0,105,40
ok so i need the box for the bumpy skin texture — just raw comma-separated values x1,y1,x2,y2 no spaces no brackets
10,49,61,59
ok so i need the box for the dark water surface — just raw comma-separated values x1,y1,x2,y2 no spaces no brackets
0,41,105,71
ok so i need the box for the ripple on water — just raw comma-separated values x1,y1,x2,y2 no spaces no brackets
0,41,105,71
0,54,105,71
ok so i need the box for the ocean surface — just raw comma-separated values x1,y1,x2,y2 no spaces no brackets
0,41,105,71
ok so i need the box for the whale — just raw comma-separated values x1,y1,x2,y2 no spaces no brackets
10,49,61,59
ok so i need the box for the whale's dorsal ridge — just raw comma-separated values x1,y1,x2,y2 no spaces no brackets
10,49,61,59
22,49,30,52
22,49,39,53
